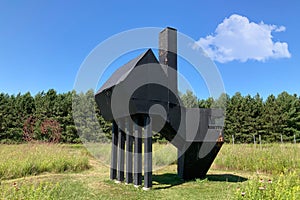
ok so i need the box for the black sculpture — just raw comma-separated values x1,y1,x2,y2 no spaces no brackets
95,27,224,190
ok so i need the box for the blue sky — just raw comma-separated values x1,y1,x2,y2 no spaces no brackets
0,0,299,99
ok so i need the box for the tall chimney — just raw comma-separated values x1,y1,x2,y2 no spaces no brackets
159,27,178,104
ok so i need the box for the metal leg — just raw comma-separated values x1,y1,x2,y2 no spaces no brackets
134,117,142,186
125,117,133,184
110,121,118,180
117,119,125,182
143,116,152,189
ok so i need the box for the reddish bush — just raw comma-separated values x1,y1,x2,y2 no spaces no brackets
40,119,62,143
23,116,36,142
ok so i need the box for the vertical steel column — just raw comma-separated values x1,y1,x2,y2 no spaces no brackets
134,117,142,186
125,117,133,184
143,116,152,190
117,118,125,182
110,121,118,180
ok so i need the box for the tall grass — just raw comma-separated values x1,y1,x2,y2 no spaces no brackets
235,172,300,199
213,143,300,174
82,142,299,174
0,143,90,180
153,143,177,168
84,142,177,170
0,143,299,199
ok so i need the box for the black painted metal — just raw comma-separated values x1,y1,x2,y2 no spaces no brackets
133,117,142,186
144,116,152,189
95,50,161,121
110,121,118,180
159,27,178,105
95,27,225,188
178,141,223,180
117,119,125,182
125,118,133,184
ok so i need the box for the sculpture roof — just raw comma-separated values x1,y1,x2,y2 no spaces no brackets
96,49,159,94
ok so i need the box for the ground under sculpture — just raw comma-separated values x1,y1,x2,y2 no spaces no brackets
95,27,224,190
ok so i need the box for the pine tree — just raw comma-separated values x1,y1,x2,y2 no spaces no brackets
180,90,198,108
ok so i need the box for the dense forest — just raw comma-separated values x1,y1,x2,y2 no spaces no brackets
0,89,299,144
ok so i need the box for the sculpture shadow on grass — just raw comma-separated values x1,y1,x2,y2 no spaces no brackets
205,174,248,182
152,173,247,190
152,173,184,190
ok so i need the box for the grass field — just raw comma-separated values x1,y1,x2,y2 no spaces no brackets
0,143,90,180
0,143,299,199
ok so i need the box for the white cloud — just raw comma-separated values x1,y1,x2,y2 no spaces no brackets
195,14,291,63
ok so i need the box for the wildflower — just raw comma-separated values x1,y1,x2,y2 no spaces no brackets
259,179,264,183
241,192,246,196
13,182,19,191
258,186,265,190
268,179,272,183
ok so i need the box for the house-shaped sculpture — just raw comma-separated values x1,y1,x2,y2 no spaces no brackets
95,27,224,190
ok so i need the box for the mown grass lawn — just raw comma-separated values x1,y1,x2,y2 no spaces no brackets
0,143,299,199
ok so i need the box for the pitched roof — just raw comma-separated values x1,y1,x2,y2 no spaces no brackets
96,49,159,94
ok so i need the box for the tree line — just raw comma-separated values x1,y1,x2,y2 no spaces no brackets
0,89,299,143
181,90,299,143
0,89,109,143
